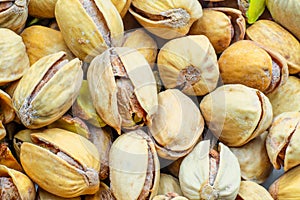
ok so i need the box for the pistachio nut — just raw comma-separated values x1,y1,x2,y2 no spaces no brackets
0,89,14,124
189,8,245,54
267,76,300,117
246,20,300,74
200,84,273,147
179,140,241,200
0,143,23,172
21,25,75,65
266,112,300,171
84,182,115,200
28,0,57,18
153,193,188,200
13,129,35,159
109,129,160,200
0,28,29,86
129,0,203,39
55,0,124,62
148,89,204,160
237,0,266,24
266,0,300,40
158,174,183,196
87,47,157,134
37,187,81,200
157,35,219,96
230,132,272,183
0,121,5,141
269,165,300,199
236,181,273,200
12,51,83,129
0,165,35,200
0,0,28,33
20,128,100,198
122,29,158,67
111,0,131,18
218,40,288,94
72,80,106,128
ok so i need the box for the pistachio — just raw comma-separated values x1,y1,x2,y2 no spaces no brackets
13,129,36,159
0,89,14,125
237,0,266,24
153,193,188,200
0,122,5,141
158,174,183,196
20,128,100,198
236,181,273,200
37,187,81,200
111,0,131,18
28,0,57,18
84,182,115,200
12,51,83,129
0,143,23,172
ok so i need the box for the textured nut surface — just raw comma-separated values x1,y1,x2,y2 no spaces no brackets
28,0,57,18
158,174,183,196
237,181,273,200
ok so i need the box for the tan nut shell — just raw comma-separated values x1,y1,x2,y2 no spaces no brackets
129,0,202,39
109,129,160,200
237,181,273,200
200,84,273,147
158,174,183,196
55,0,124,62
20,128,100,198
0,89,15,124
0,121,5,141
0,143,23,172
148,89,204,160
28,0,57,18
179,140,241,200
153,194,188,200
158,35,219,96
84,182,115,200
13,129,36,159
111,0,131,17
0,165,35,200
246,20,300,74
266,112,300,171
12,51,83,129
37,187,81,200
0,28,29,86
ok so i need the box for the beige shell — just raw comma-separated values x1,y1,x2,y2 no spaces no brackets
237,181,273,200
0,121,5,140
37,187,81,200
12,51,83,129
153,193,188,200
111,0,131,17
158,35,219,96
0,165,36,200
109,129,160,200
55,0,124,62
20,128,100,198
87,47,157,133
0,28,29,86
28,0,57,18
200,84,273,147
129,0,203,39
84,182,115,200
148,89,204,160
13,129,36,159
158,174,183,196
230,132,272,183
246,20,300,74
0,143,23,172
179,140,241,199
0,89,15,124
266,112,300,171
0,0,28,33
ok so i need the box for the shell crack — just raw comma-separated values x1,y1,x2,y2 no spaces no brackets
209,149,220,186
177,66,201,91
0,1,13,12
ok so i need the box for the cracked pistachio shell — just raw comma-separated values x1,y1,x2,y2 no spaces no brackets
230,132,272,183
218,40,288,94
266,0,300,40
12,51,83,129
238,0,266,24
129,0,202,39
0,0,28,33
190,8,245,54
148,89,204,160
158,35,219,96
0,121,5,141
87,47,157,134
158,174,183,196
84,182,115,200
20,128,100,198
109,129,160,200
111,0,131,17
179,140,241,200
13,129,36,159
28,0,57,18
237,181,273,200
266,112,300,171
55,0,124,62
37,187,81,200
153,193,188,200
200,84,273,147
0,89,15,124
0,143,23,172
21,25,75,65
0,165,35,200
0,28,29,86
246,20,300,74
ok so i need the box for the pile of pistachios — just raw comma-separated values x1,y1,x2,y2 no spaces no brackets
0,0,300,199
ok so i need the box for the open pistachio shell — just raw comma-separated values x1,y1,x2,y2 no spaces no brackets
238,0,266,24
111,0,131,17
129,0,202,39
0,89,14,124
84,182,115,200
158,174,183,196
237,181,273,200
153,193,188,200
37,187,81,200
13,129,36,159
28,0,57,18
20,128,100,198
179,140,241,199
0,143,23,172
109,129,160,200
0,121,5,141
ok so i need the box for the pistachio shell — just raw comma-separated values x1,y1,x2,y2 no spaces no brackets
84,182,115,200
37,187,81,200
0,143,23,172
0,89,15,124
111,0,131,17
153,194,188,200
238,0,266,24
158,174,183,196
13,129,36,159
28,0,57,18
237,181,273,200
0,121,5,141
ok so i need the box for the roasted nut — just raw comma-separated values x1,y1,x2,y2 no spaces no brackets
12,51,83,129
153,193,188,200
0,122,5,141
0,28,29,86
129,0,203,39
236,181,273,200
230,132,273,183
189,8,245,53
111,0,131,18
237,0,266,24
158,174,183,196
0,165,35,200
84,182,115,200
109,129,160,200
37,187,81,200
157,35,219,96
246,20,300,74
55,0,124,62
200,84,273,147
87,47,157,133
13,129,36,159
179,140,241,199
0,143,23,172
266,112,300,171
0,89,14,125
28,0,57,18
20,128,100,198
148,89,204,160
218,40,288,94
